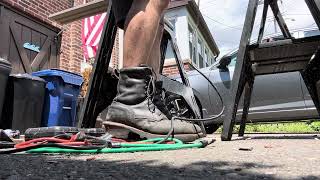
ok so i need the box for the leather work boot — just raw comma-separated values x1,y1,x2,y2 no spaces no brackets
102,66,204,142
153,81,172,119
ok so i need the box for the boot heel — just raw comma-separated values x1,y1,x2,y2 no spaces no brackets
104,124,131,139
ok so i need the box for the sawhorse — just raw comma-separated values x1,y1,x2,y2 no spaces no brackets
221,0,320,141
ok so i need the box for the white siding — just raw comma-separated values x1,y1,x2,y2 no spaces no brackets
165,6,217,68
165,7,189,61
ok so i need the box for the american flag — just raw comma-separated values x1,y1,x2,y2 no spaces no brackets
82,13,107,61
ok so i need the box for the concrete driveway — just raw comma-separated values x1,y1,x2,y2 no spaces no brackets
0,134,319,180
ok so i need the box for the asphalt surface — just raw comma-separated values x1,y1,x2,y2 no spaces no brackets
0,134,320,180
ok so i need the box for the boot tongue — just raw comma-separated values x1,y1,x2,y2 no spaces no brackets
154,81,163,99
153,81,173,119
155,81,163,90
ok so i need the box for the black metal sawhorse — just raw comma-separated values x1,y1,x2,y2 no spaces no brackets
78,4,118,128
221,0,320,141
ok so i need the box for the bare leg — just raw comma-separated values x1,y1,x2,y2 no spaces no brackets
147,17,164,76
123,0,169,68
104,1,204,142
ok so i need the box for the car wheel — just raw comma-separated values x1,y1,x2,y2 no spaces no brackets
205,124,221,134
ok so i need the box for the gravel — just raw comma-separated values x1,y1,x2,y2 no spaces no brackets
0,134,320,180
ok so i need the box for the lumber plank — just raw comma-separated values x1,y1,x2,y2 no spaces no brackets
49,0,109,24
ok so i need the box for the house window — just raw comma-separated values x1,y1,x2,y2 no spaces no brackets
204,49,208,66
211,57,215,65
188,25,196,65
210,52,216,64
169,18,176,32
165,40,175,60
198,39,204,68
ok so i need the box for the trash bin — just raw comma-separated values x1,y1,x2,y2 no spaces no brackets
32,69,84,127
1,74,46,133
0,58,11,121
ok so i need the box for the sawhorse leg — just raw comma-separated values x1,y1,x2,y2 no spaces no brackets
239,71,255,137
301,49,320,116
78,4,118,128
305,0,320,29
221,0,259,141
221,72,247,140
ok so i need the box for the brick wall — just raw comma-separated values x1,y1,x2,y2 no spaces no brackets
2,0,73,26
65,0,83,73
163,59,193,77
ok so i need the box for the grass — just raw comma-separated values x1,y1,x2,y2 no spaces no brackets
216,121,320,133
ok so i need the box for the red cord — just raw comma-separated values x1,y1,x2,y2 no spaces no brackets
15,134,88,149
15,135,177,149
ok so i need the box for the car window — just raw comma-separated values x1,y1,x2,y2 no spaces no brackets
228,53,237,67
304,30,320,38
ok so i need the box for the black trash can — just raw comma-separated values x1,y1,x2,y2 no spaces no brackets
1,74,46,133
0,58,11,121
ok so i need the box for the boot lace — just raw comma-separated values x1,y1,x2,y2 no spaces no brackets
146,75,156,113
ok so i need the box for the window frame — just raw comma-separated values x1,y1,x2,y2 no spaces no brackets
197,38,204,68
188,24,197,65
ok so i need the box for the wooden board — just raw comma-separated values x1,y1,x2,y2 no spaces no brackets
49,0,109,24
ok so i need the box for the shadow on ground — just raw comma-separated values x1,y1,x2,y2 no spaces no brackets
0,154,318,179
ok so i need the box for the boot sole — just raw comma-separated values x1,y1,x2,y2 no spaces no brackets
103,121,205,142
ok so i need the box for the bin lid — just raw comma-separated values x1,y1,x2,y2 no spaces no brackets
32,69,84,86
10,74,46,83
0,58,12,70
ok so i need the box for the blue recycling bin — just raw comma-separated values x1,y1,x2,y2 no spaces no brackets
32,69,84,127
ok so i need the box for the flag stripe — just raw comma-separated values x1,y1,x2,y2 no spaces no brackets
86,13,106,46
82,13,107,61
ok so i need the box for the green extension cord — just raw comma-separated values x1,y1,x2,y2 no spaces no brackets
27,138,206,154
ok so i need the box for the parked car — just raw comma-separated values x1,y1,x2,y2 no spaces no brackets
183,30,320,133
188,51,317,125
